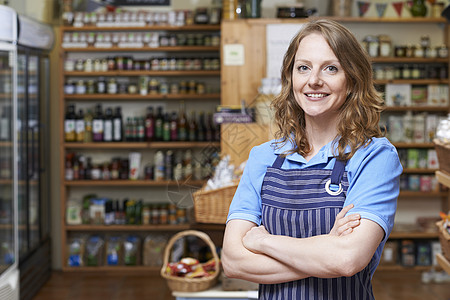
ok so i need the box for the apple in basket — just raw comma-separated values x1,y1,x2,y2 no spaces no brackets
166,257,217,278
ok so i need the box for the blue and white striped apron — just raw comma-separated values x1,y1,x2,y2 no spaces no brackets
259,155,374,300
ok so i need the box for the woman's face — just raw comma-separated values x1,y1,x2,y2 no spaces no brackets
292,33,348,123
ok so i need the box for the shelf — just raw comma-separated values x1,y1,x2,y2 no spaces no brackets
62,25,221,32
64,70,220,77
371,57,448,63
375,79,447,85
62,46,220,52
389,231,438,239
63,179,206,187
62,265,162,272
384,106,450,112
436,170,450,188
377,265,434,272
436,253,450,274
64,93,220,101
398,191,447,198
393,142,435,148
318,16,448,23
66,224,190,231
64,141,220,149
402,168,438,174
0,141,12,147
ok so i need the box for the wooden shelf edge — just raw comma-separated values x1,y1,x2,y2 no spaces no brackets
62,266,162,272
436,253,450,274
61,25,221,32
64,141,220,149
65,224,190,231
389,231,439,239
436,170,450,188
63,179,206,187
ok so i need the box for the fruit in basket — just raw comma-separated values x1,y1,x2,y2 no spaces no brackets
165,257,217,278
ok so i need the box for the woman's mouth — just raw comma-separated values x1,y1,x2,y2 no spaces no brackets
305,93,329,99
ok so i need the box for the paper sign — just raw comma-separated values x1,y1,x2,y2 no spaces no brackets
223,44,245,66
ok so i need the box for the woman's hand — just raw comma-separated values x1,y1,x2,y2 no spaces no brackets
242,225,270,254
329,204,361,236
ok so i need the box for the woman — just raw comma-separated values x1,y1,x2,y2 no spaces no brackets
222,19,402,299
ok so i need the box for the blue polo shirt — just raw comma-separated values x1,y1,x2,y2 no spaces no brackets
227,137,402,275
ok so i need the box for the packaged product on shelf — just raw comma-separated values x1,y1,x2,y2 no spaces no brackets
400,240,416,267
427,84,449,106
416,242,432,266
123,235,141,266
407,149,420,168
413,113,426,143
89,198,106,225
67,237,86,267
105,236,122,266
427,149,439,169
419,175,432,192
128,152,141,180
66,199,82,225
379,241,398,265
143,234,169,267
85,236,104,267
408,175,420,191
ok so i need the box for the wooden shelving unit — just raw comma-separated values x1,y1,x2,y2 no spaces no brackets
60,22,221,271
435,170,450,274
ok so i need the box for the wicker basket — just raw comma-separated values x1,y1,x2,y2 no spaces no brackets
160,230,220,292
436,220,450,261
434,139,450,174
192,183,238,224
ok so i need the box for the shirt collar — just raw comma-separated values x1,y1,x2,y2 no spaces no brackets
272,137,351,164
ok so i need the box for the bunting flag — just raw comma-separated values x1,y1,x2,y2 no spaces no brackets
357,1,371,17
392,1,404,17
375,3,388,17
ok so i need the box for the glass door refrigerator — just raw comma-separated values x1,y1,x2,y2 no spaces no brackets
0,5,54,300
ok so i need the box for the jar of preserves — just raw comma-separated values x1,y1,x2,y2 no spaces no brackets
107,78,117,94
378,35,392,57
394,45,406,57
414,45,424,58
75,80,86,94
438,45,449,58
97,77,106,94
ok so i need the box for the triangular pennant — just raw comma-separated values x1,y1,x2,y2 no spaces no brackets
392,2,404,17
357,1,371,17
375,3,388,18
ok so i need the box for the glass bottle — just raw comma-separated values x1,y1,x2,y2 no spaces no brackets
137,117,145,142
411,0,427,17
145,106,155,141
113,106,123,142
178,101,187,141
75,109,85,142
162,113,171,141
103,107,113,142
64,104,76,142
84,109,93,143
197,111,206,142
92,104,104,142
188,111,197,141
170,111,178,141
155,106,164,141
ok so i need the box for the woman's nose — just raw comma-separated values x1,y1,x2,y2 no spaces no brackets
308,71,323,86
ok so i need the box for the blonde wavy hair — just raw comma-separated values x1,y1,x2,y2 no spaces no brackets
272,19,384,161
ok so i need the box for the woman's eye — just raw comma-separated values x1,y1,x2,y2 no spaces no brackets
326,65,338,72
297,65,309,72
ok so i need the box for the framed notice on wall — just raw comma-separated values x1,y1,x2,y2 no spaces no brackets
103,0,170,6
266,24,304,79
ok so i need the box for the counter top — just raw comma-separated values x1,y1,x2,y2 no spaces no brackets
173,285,258,299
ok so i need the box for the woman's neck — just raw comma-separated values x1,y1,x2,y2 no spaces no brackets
304,116,338,161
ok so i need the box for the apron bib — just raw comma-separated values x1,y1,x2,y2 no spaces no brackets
259,155,374,300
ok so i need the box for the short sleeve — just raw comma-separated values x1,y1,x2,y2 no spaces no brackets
344,140,403,243
226,143,274,225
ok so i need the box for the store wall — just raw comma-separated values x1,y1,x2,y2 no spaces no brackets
7,0,443,270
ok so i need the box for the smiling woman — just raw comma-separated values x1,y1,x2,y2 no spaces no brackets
221,19,403,300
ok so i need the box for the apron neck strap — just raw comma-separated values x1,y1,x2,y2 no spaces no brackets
330,159,347,185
